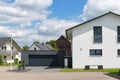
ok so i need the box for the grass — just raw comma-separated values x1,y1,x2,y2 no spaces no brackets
60,68,120,74
0,63,18,67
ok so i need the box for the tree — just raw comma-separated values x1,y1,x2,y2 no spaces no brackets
0,55,3,65
46,40,58,50
22,45,29,50
33,41,40,44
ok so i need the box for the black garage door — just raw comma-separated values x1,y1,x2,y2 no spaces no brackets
29,55,58,66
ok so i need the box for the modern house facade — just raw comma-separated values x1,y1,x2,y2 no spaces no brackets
66,12,120,68
0,37,21,63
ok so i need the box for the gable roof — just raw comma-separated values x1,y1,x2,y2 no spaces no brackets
30,43,53,50
66,12,120,39
36,43,53,50
0,38,10,47
56,35,71,44
56,35,71,48
0,37,21,51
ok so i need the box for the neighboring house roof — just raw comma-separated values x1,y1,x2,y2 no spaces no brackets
45,44,53,50
0,38,10,47
66,11,120,40
0,37,21,51
56,35,71,48
30,43,53,50
36,43,53,50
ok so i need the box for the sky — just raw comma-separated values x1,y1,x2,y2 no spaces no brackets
1,0,120,46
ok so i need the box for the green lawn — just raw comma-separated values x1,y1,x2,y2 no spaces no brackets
60,68,120,74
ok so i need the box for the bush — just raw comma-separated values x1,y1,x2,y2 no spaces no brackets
0,55,3,65
18,60,25,66
14,58,18,64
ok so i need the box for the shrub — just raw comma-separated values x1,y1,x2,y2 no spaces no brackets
14,58,18,64
0,55,3,65
18,60,25,66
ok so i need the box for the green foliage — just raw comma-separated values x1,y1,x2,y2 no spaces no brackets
14,58,18,64
22,45,29,50
33,41,40,44
18,60,25,67
46,40,58,50
0,55,3,65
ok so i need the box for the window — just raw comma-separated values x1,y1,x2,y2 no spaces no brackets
2,46,6,51
34,47,36,51
117,26,120,42
12,56,13,59
117,49,120,56
93,26,102,43
12,47,13,50
90,49,102,56
4,56,6,59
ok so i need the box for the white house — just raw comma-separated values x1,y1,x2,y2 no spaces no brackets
0,37,21,63
29,43,53,50
66,12,120,69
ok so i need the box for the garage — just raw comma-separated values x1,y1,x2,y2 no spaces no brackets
21,50,65,67
29,55,58,66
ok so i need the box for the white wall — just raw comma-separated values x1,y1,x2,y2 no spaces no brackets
6,56,14,63
29,44,40,50
15,52,21,61
0,41,21,63
0,41,18,52
72,13,120,68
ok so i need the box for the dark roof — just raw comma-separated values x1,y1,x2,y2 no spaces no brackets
0,37,21,51
66,12,120,39
22,50,58,55
56,35,71,48
0,37,10,47
56,35,67,42
35,43,53,50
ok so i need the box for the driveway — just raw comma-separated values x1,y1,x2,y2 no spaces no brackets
28,66,61,72
0,67,119,80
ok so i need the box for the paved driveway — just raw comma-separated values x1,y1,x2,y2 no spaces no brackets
0,67,119,80
28,66,61,72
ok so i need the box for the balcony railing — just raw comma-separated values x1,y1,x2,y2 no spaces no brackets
94,35,102,43
0,51,18,54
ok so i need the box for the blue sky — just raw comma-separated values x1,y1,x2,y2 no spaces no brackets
49,0,87,20
4,0,87,20
0,0,120,46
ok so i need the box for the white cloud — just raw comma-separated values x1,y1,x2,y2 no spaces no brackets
37,18,78,36
80,0,120,21
14,0,53,10
0,5,28,17
0,0,78,46
0,0,52,24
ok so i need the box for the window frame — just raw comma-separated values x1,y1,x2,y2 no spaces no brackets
93,26,102,43
90,49,102,56
34,47,36,51
117,49,120,56
2,46,6,51
117,26,120,42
